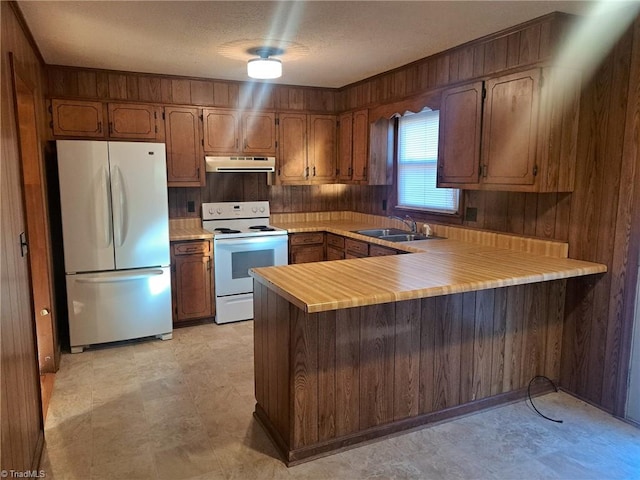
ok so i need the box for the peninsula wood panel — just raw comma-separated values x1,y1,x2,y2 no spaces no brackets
253,279,568,463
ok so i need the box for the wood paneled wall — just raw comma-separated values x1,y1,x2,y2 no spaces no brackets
1,1,46,471
168,174,392,218
47,65,337,113
337,13,574,110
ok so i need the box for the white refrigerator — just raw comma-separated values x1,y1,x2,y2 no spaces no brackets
57,140,172,353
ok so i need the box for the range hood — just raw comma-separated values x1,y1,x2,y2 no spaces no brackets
205,156,276,173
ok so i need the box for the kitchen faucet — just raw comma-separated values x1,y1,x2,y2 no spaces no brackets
388,215,417,233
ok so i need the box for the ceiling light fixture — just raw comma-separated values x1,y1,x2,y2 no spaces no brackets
247,47,283,80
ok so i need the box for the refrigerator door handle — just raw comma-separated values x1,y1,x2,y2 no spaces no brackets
102,166,112,247
111,165,127,247
75,269,165,284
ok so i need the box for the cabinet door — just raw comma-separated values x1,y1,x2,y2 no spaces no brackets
290,245,325,264
307,114,337,183
277,113,307,184
242,111,276,154
482,69,540,186
172,246,213,323
203,108,240,154
437,82,483,186
337,112,353,181
368,117,394,185
165,107,204,187
51,99,106,138
352,109,369,182
108,103,160,139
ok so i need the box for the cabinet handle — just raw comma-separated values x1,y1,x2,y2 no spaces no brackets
109,122,113,135
305,166,309,177
97,121,102,133
348,167,352,176
482,164,488,178
236,138,239,149
244,139,248,149
363,166,367,177
313,166,316,177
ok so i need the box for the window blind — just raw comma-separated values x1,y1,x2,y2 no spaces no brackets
397,110,459,214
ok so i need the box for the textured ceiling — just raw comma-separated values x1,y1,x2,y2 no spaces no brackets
18,1,609,88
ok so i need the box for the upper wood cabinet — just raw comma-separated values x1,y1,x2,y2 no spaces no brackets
437,67,580,192
50,99,106,138
202,108,275,155
368,117,394,185
50,99,163,140
275,113,337,185
165,106,204,187
107,103,163,140
337,109,369,183
437,82,483,185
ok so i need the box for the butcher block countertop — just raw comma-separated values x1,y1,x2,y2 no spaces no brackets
169,218,212,241
251,216,607,313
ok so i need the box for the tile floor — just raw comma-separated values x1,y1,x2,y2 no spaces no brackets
42,321,640,480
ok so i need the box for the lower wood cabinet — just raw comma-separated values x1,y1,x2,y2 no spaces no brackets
345,238,369,258
326,233,345,260
289,232,325,264
171,240,214,325
291,232,404,263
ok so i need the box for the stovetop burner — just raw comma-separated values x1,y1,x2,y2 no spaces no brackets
215,227,242,234
249,225,276,232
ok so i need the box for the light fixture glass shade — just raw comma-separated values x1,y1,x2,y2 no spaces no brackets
247,57,282,79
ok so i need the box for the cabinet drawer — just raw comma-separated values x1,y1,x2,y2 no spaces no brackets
326,246,345,261
172,241,210,256
326,233,345,249
345,238,369,256
290,232,324,246
290,244,325,264
369,244,399,257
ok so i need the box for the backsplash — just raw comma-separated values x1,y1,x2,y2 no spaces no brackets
168,172,392,218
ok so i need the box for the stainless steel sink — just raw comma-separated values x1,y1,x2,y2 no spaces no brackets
354,228,408,237
354,228,445,242
379,233,429,242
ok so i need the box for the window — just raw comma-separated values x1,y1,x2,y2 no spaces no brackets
397,109,459,214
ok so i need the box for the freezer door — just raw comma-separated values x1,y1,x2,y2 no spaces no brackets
57,140,115,273
66,267,172,349
108,142,170,269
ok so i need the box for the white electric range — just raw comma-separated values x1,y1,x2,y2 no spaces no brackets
202,201,288,324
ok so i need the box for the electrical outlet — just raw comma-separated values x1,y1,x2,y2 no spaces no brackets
187,200,195,213
465,207,478,222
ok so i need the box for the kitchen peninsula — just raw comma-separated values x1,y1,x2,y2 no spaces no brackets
250,216,607,465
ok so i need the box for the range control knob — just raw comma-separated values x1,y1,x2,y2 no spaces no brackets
259,207,266,213
208,208,214,215
216,208,222,214
252,207,258,213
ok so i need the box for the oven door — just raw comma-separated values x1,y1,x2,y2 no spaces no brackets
214,235,288,296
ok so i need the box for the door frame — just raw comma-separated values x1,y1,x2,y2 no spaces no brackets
10,52,59,373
